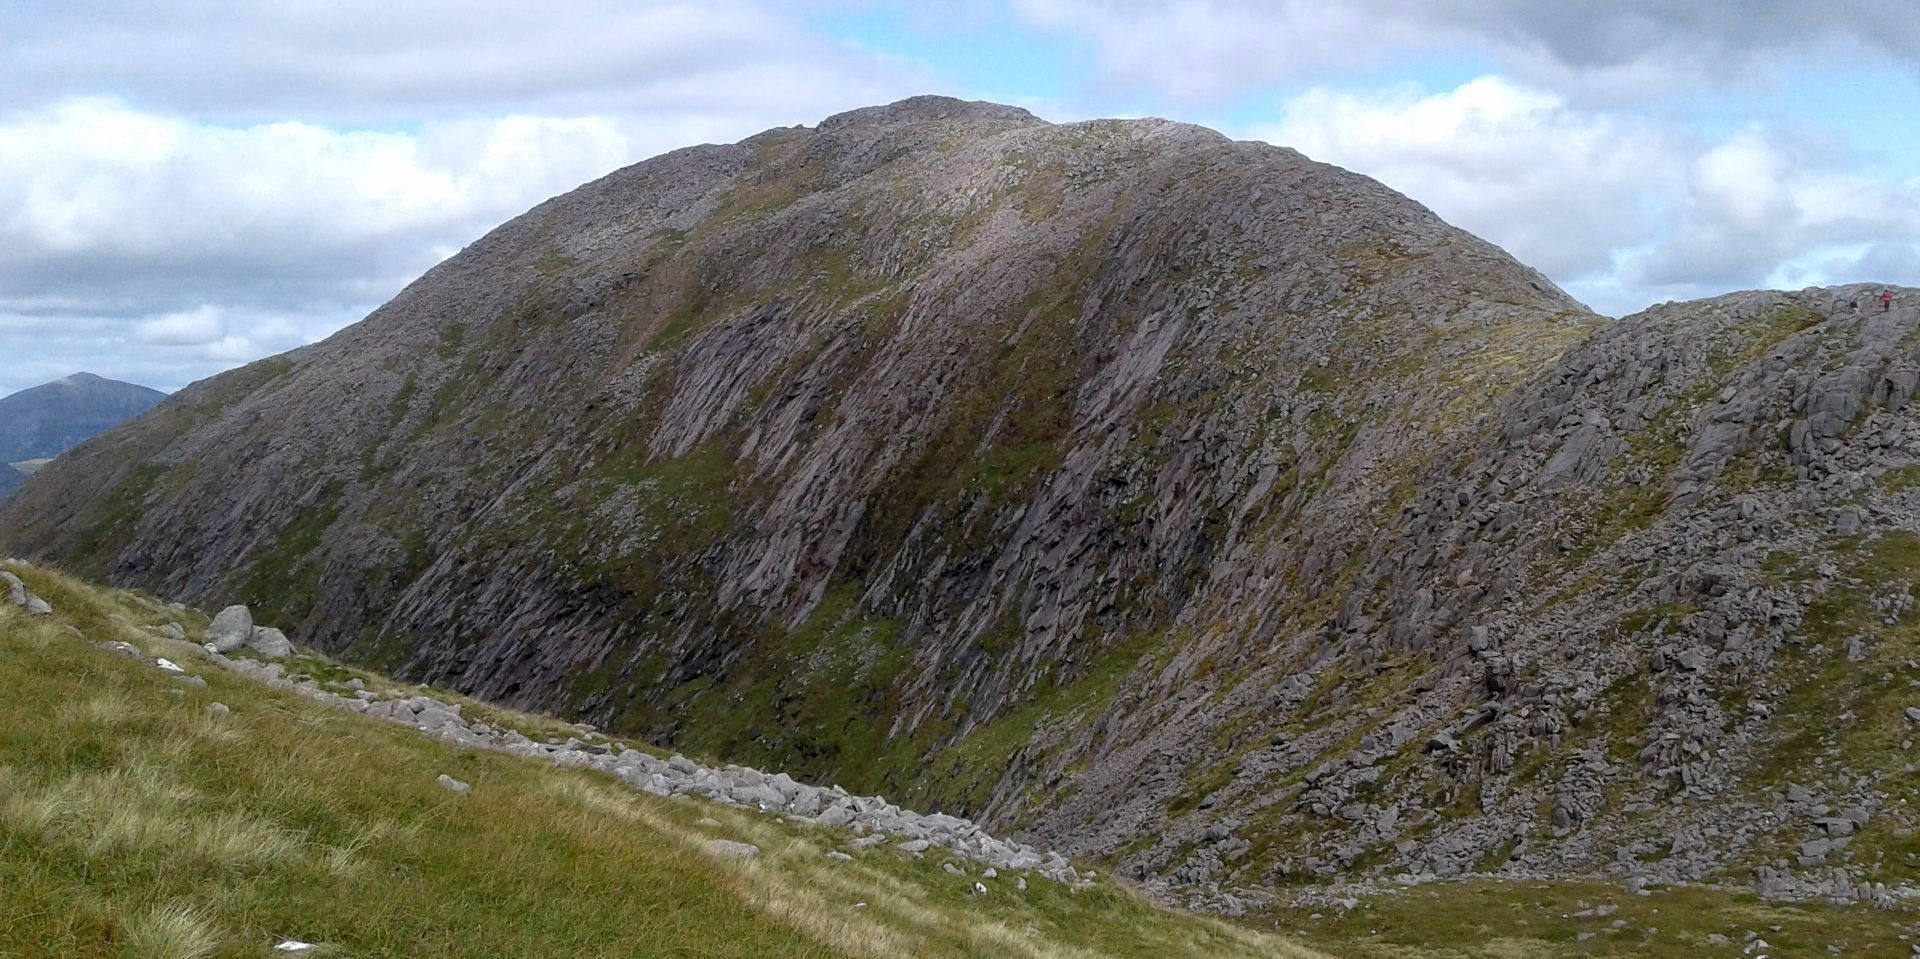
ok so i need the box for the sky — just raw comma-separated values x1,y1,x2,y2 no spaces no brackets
2,1,1918,396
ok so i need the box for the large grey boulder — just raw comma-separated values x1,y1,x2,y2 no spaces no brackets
1,570,24,606
205,605,253,652
248,626,294,658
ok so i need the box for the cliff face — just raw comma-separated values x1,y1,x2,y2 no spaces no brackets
7,96,1919,903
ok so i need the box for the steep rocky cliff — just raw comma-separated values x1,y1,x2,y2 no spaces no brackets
5,97,1918,907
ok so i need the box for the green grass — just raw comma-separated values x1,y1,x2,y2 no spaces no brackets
0,561,1324,959
1254,879,1916,958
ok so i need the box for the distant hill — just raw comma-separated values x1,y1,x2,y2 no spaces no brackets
0,372,166,470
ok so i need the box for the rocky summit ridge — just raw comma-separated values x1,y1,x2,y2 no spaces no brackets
6,96,1920,911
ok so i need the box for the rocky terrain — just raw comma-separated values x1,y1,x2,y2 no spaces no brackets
0,372,166,500
5,96,1920,915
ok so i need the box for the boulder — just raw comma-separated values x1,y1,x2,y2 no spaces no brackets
436,773,472,795
1,570,27,607
249,626,295,658
206,605,254,652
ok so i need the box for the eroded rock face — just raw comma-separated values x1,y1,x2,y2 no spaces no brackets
6,96,1920,902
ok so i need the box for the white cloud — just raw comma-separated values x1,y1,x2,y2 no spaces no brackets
0,98,754,394
133,307,225,346
1006,0,1920,103
1257,78,1676,286
0,97,650,323
1251,76,1920,315
0,0,916,123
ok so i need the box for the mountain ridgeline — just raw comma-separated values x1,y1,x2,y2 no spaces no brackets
7,97,1920,904
0,372,167,499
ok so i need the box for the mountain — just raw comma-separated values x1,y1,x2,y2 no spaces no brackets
0,372,166,499
4,96,1919,910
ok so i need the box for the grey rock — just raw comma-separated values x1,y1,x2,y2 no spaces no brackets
205,606,253,653
436,773,472,795
248,626,294,658
24,594,50,615
0,570,23,606
209,702,231,715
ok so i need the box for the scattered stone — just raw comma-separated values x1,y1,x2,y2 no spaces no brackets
825,850,853,861
1905,707,1920,725
436,774,471,795
272,942,318,953
154,657,186,674
249,626,295,659
706,839,761,859
209,702,231,715
93,641,144,660
205,645,1087,887
24,595,51,616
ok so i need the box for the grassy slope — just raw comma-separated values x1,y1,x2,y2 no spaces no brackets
1255,881,1918,959
0,562,1318,959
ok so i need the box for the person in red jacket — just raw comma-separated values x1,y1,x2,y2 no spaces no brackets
1884,290,1896,312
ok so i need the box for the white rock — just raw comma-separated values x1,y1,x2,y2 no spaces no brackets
273,941,317,952
154,658,186,674
436,773,471,795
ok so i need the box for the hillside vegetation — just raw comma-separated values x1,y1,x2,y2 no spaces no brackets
0,559,1314,959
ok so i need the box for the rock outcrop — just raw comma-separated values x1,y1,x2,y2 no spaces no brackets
5,97,1920,905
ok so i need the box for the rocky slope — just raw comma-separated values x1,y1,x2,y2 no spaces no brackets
5,96,1920,910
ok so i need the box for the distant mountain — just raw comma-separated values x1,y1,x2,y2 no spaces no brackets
0,373,167,465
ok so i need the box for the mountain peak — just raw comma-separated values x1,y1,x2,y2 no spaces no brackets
816,95,1045,132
